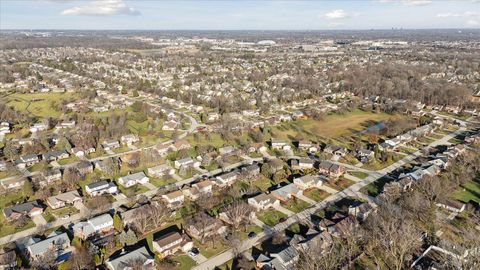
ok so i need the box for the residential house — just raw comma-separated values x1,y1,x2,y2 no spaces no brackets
0,160,7,172
318,161,345,177
173,140,191,151
3,201,44,221
152,232,193,256
271,139,289,150
241,164,260,178
71,147,96,157
26,231,71,262
270,246,299,270
120,134,139,145
43,150,69,162
323,145,348,157
120,204,151,225
85,180,118,196
290,158,315,170
155,143,172,157
73,214,114,240
40,168,62,186
147,164,175,178
106,246,154,270
46,190,82,209
162,120,179,131
117,172,149,188
15,154,40,169
0,178,26,191
174,157,199,169
102,140,120,150
348,202,377,222
247,193,280,210
186,214,226,240
94,157,121,172
297,140,318,153
74,161,94,175
357,149,374,162
218,145,235,156
183,180,214,200
29,123,47,133
271,184,303,203
436,199,466,213
0,248,16,270
161,190,185,208
215,171,238,187
55,121,75,130
293,175,325,190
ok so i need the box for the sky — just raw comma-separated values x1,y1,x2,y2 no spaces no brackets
0,0,479,30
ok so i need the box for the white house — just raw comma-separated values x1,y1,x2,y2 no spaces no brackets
117,172,149,188
248,193,280,210
293,175,325,190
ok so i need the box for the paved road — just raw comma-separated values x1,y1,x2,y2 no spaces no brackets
192,126,466,270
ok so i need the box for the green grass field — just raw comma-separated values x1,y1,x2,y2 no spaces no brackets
349,171,369,179
270,109,399,140
454,180,480,204
6,92,77,118
257,210,288,226
303,188,330,201
282,198,311,213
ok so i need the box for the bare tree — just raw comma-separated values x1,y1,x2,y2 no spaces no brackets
132,204,170,235
67,246,95,270
220,201,253,232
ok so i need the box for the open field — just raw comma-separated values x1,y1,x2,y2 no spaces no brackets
5,92,77,118
454,179,480,204
270,109,402,140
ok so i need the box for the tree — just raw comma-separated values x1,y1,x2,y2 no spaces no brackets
113,213,123,232
220,201,253,231
67,246,95,270
119,228,138,247
132,204,170,235
22,179,34,198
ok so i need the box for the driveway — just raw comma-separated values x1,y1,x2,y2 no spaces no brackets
142,182,157,191
273,205,295,216
190,253,208,264
32,215,47,226
73,201,88,213
114,193,127,201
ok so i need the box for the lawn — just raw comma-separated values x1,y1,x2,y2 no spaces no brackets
6,92,77,118
253,175,273,192
362,153,404,171
360,176,393,196
0,192,36,237
448,137,462,145
303,188,330,202
57,156,79,165
282,198,311,213
256,210,288,226
327,177,355,190
194,239,228,258
117,183,149,197
51,206,79,218
238,224,263,240
271,110,398,139
349,171,369,179
171,255,197,270
454,179,480,204
149,176,177,188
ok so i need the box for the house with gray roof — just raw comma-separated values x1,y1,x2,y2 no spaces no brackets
105,246,154,270
73,214,114,240
85,180,118,196
3,200,44,221
46,190,82,209
26,231,71,262
271,184,303,203
117,172,149,188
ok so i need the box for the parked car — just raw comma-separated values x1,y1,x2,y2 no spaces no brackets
188,248,199,257
248,232,257,239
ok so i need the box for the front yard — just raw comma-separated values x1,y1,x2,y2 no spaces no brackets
282,198,311,213
303,188,330,202
256,210,288,226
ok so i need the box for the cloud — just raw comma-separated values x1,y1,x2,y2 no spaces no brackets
376,0,432,6
436,12,479,18
61,0,140,16
467,19,479,26
324,9,349,19
402,0,432,6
